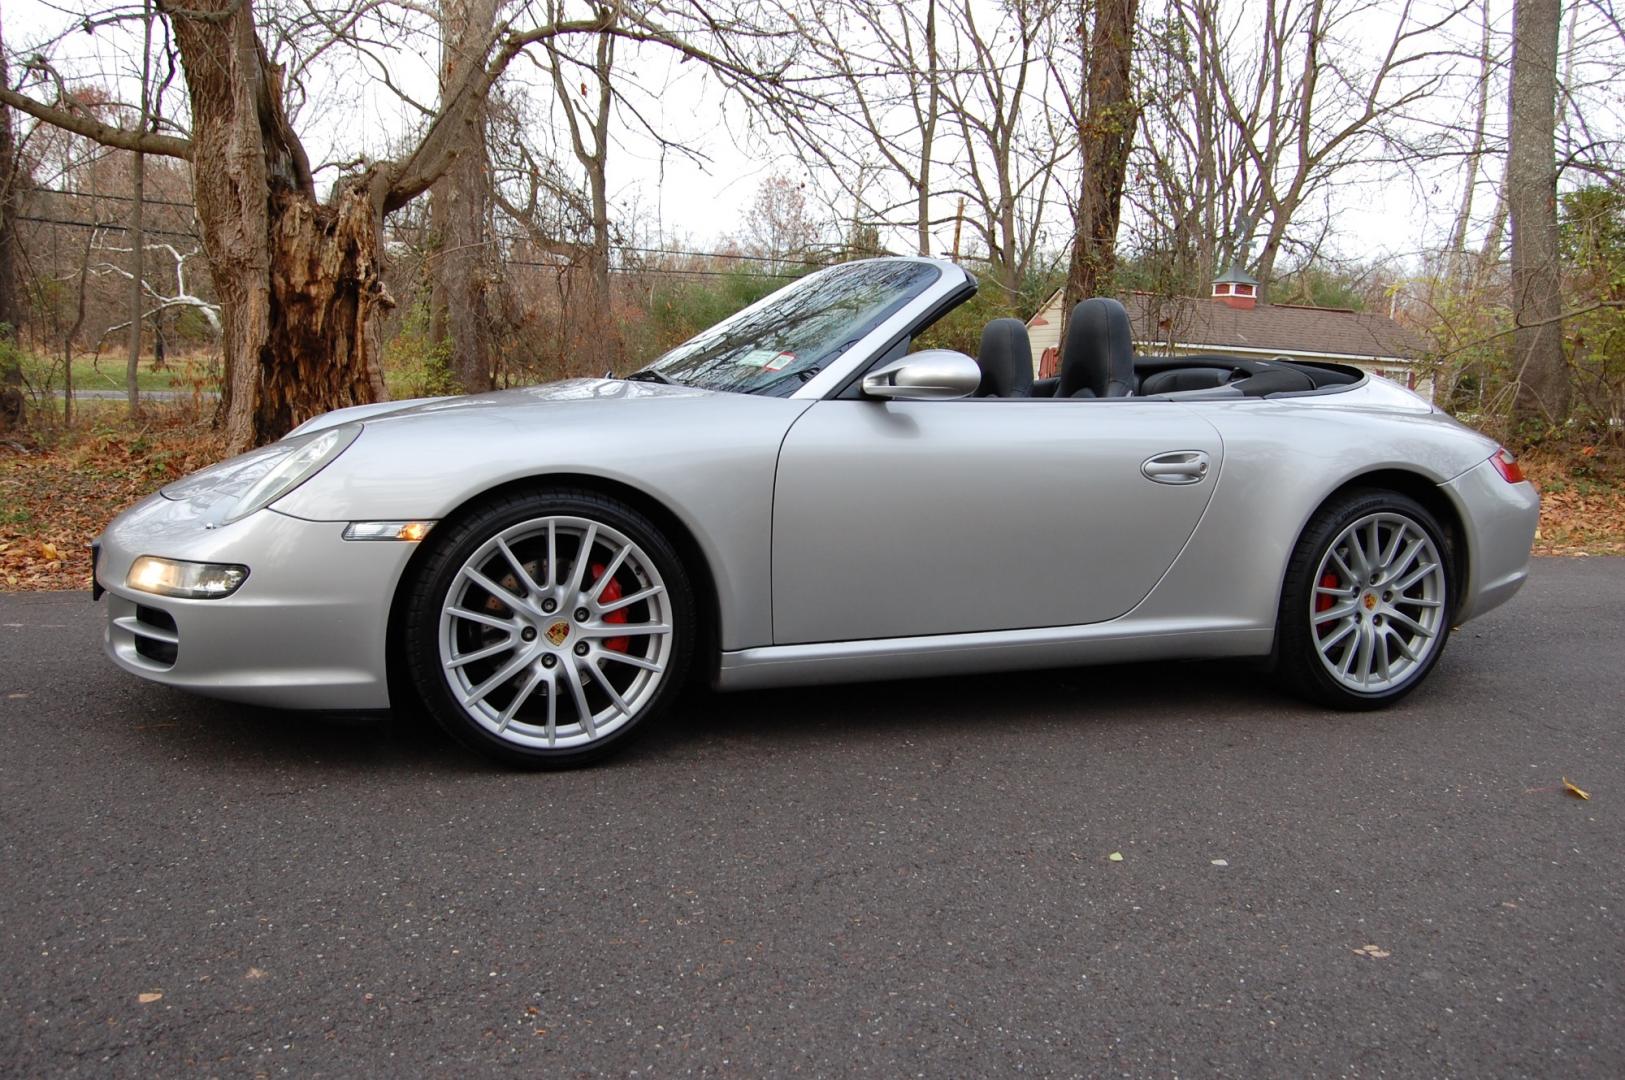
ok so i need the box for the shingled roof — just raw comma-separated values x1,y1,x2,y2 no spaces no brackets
1123,293,1427,361
1027,289,1429,368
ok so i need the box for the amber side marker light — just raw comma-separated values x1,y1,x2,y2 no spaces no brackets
1489,448,1526,484
343,521,436,542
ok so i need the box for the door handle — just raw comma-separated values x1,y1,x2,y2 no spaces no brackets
1142,450,1210,485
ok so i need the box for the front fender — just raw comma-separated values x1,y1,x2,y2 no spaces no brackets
271,392,812,652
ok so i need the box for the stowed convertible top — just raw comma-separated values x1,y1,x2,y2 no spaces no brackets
1132,354,1367,399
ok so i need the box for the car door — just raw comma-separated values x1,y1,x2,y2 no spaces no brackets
770,398,1224,644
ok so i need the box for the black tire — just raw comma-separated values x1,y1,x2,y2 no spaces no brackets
1276,488,1454,710
403,488,695,768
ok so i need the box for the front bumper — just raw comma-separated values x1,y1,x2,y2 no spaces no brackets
95,492,419,710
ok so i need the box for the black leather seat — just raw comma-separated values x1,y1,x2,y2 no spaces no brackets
1058,298,1135,398
1138,366,1232,395
974,318,1034,398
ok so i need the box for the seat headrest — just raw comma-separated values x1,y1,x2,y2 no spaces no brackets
975,318,1035,398
1059,298,1135,398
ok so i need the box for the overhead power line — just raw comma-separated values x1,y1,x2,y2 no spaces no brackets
503,256,800,280
15,213,202,241
17,214,809,278
29,185,836,268
28,186,199,211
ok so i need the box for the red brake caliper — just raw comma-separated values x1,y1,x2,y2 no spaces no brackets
1315,572,1340,612
591,563,630,652
1314,571,1340,636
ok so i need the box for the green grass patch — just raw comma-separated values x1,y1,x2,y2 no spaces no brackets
19,351,219,395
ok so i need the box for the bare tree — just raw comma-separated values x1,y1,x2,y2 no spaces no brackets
122,0,157,417
486,90,602,377
938,0,1072,298
1133,0,1462,294
60,226,101,426
743,174,818,273
540,19,618,372
1445,0,1497,282
1507,0,1567,423
3,0,801,447
0,12,24,433
786,0,944,255
1128,1,1246,292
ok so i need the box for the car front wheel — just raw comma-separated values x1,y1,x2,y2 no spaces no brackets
1277,489,1453,709
404,489,694,767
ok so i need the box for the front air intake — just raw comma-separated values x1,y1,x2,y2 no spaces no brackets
131,604,179,667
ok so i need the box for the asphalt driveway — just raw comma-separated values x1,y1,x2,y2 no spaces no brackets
2,557,1621,1077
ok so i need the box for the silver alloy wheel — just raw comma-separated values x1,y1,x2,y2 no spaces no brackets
437,515,673,749
1310,511,1447,693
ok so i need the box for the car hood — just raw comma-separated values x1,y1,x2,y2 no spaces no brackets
268,377,812,523
287,378,710,437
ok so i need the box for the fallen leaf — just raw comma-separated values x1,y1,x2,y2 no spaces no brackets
1563,777,1591,800
1108,851,1124,862
1211,859,1229,867
1352,944,1391,959
138,991,163,1004
38,541,59,561
245,967,266,980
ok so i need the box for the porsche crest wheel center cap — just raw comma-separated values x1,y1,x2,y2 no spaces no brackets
1362,593,1378,611
544,620,572,646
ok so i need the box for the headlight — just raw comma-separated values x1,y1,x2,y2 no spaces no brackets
162,423,362,524
127,556,249,599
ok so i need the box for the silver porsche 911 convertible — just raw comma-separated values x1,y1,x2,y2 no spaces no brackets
95,257,1539,766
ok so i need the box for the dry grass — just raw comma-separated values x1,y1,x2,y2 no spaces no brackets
1525,452,1625,556
1,406,224,591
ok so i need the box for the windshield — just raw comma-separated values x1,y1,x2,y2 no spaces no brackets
636,260,942,395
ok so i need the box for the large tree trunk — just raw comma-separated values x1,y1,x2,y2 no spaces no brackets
430,0,497,393
171,0,390,448
584,161,613,374
260,186,391,435
1062,0,1140,335
1507,0,1567,425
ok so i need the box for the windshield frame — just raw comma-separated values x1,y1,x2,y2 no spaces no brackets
630,258,975,400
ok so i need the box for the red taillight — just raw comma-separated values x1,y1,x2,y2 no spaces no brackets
1489,448,1525,484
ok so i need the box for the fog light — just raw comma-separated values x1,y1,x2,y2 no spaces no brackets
343,520,436,542
127,556,249,599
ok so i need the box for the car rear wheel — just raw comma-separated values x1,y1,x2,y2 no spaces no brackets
1277,489,1453,709
404,489,694,767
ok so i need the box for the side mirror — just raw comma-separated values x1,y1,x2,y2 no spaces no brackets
861,350,982,401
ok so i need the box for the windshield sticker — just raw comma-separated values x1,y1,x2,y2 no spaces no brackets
763,351,796,372
736,349,779,369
